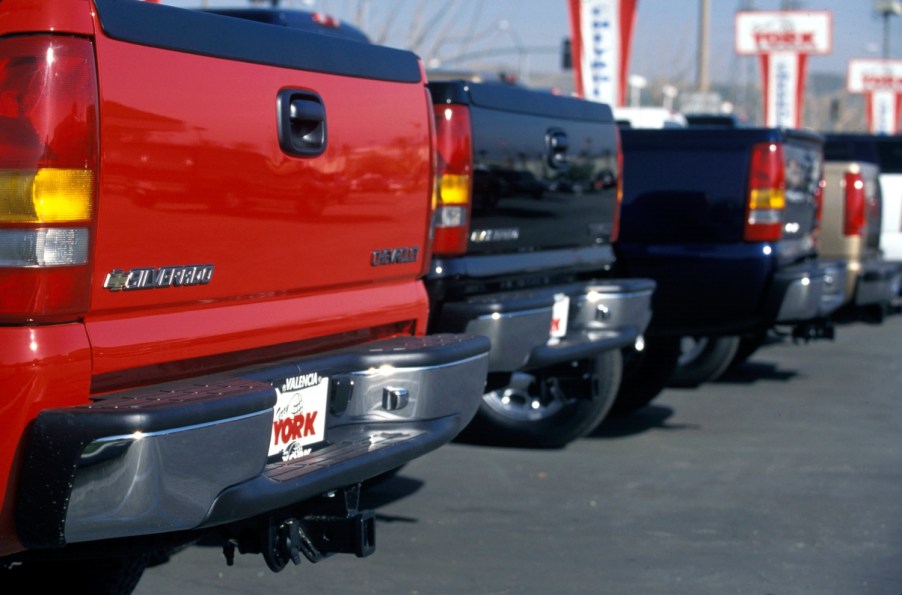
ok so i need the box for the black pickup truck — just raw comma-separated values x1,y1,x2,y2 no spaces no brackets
612,127,847,411
426,80,655,447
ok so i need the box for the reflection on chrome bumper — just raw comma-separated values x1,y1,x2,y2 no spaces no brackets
17,334,489,548
774,259,847,322
438,279,654,372
817,260,849,317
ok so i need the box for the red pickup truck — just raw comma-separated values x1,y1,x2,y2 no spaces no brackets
0,1,489,591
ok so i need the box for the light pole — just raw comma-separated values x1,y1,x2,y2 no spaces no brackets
698,0,710,93
874,0,901,59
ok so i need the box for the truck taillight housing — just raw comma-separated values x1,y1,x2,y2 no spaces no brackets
431,104,472,256
0,36,97,321
843,170,867,237
744,142,786,242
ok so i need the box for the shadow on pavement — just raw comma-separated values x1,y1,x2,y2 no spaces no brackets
588,404,698,439
362,475,425,522
715,360,798,384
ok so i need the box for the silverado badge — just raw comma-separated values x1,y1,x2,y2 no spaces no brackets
103,264,214,291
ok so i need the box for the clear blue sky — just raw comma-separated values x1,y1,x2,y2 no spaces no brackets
168,1,899,82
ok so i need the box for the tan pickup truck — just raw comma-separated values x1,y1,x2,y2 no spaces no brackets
820,135,902,321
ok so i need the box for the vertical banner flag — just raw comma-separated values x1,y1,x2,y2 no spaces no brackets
568,0,638,106
736,11,831,128
759,52,807,131
847,59,902,134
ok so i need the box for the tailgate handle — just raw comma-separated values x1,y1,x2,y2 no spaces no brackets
546,128,569,171
278,90,327,157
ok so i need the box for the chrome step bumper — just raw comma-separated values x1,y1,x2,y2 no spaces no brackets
436,279,655,372
17,334,489,547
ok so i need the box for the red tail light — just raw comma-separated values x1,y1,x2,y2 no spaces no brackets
843,170,867,237
610,127,623,243
743,142,786,242
431,104,472,256
0,36,97,322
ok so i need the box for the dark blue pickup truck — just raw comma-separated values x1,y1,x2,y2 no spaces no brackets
612,127,846,412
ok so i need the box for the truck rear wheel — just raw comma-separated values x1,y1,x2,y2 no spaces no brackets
458,350,622,448
729,330,769,368
610,336,682,415
2,554,149,595
668,336,740,388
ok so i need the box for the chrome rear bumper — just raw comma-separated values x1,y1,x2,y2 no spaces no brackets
17,334,490,547
436,279,655,372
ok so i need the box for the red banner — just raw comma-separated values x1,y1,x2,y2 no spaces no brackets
568,0,638,107
758,53,807,128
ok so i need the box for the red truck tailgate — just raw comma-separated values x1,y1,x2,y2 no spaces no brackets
86,4,433,379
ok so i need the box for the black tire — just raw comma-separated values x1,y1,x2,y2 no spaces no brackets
2,554,149,595
668,336,741,388
729,330,769,368
863,302,889,324
457,350,622,448
610,336,682,415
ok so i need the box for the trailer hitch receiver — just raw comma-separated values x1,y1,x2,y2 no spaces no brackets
222,484,375,572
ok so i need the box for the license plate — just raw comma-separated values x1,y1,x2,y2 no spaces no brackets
269,373,328,463
550,294,570,339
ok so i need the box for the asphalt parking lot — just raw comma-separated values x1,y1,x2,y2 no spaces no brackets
135,315,902,595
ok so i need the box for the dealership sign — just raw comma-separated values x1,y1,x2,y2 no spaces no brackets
567,0,638,107
848,59,902,134
736,11,832,128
